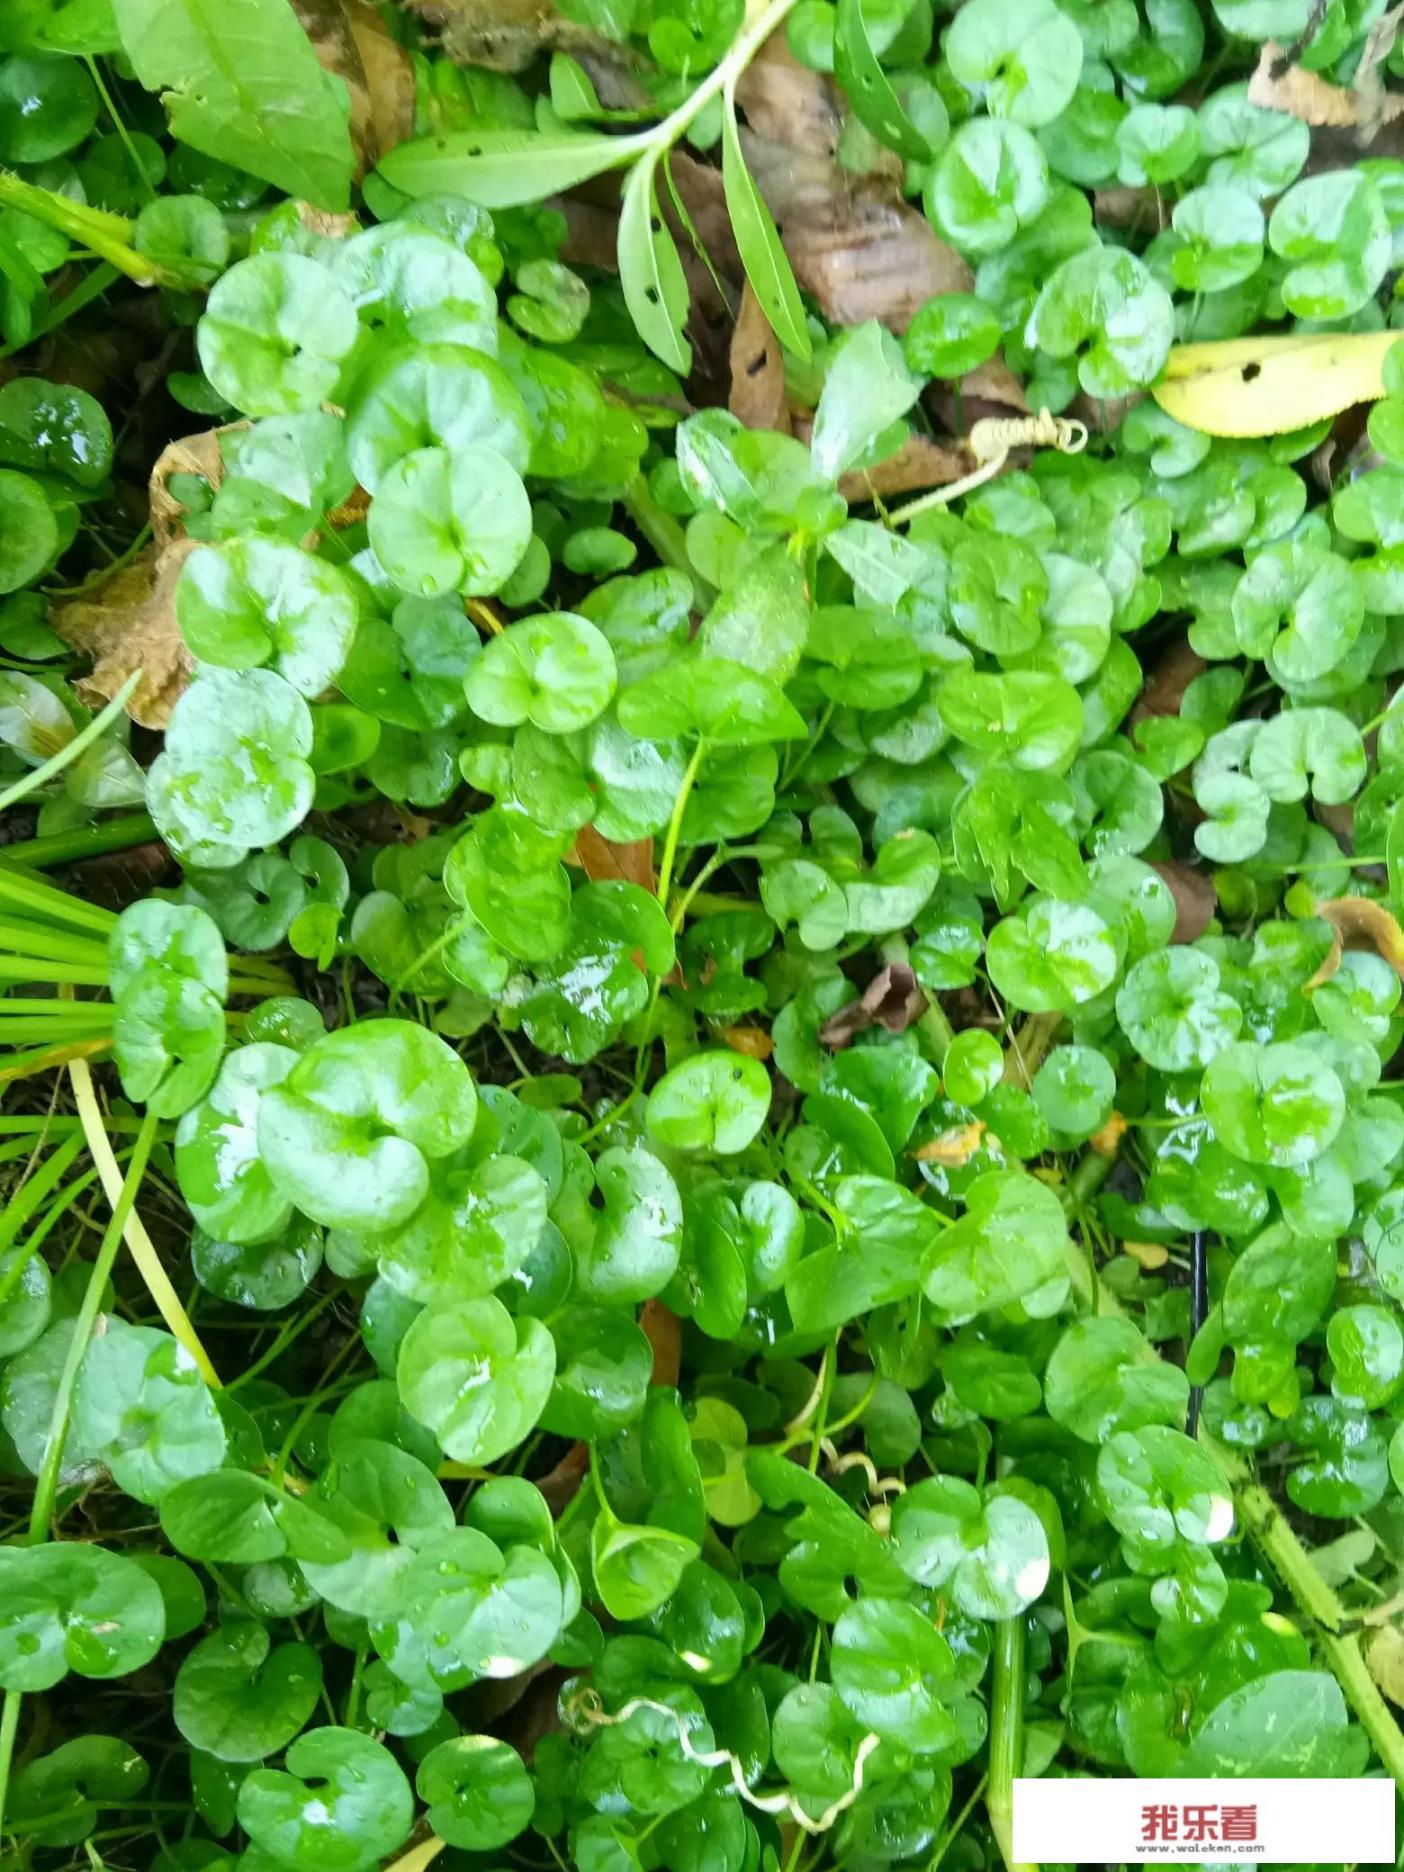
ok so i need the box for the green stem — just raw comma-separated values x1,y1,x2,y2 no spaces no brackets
987,1618,1033,1872
0,960,109,986
1059,1146,1118,1313
656,740,707,914
0,813,158,870
0,1019,112,1045
229,971,295,999
928,1772,988,1872
622,474,713,605
1002,1012,1061,1089
1066,1147,1116,1210
668,889,750,919
83,56,157,203
27,1108,159,1541
0,1685,21,1846
1234,1477,1404,1787
0,172,195,287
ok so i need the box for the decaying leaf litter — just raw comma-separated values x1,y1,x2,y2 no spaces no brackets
7,0,1404,1868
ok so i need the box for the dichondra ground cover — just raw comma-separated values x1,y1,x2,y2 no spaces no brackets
2,1,1404,1869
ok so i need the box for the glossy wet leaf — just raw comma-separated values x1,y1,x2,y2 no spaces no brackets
417,1734,534,1850
397,1298,555,1464
257,1020,478,1232
236,1728,413,1872
173,1620,322,1763
0,1544,165,1690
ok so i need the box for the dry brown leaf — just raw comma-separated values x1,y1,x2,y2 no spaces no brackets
295,0,377,175
346,0,415,161
1092,185,1165,232
819,962,928,1050
555,166,735,392
1316,800,1356,848
1072,388,1144,435
1307,896,1404,990
925,354,1028,436
735,39,969,334
566,825,657,891
1249,36,1403,128
834,432,973,500
150,425,237,552
1246,34,1404,163
295,0,413,177
55,540,198,730
536,1440,589,1515
669,152,741,276
464,1660,557,1730
730,281,791,433
789,415,971,497
734,38,842,154
53,426,243,728
744,136,971,330
1152,860,1217,946
640,1298,682,1388
69,841,172,911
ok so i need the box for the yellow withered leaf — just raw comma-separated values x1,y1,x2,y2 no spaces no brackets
1306,897,1404,992
1153,331,1398,437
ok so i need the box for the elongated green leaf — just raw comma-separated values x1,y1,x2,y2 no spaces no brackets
720,96,811,361
379,129,642,211
618,156,692,376
111,0,354,211
834,0,936,162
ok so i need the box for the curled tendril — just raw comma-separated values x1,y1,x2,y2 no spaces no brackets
886,406,1091,527
821,1440,908,1499
967,408,1089,462
562,1689,882,1834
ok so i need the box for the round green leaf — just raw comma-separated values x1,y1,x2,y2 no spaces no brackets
646,1051,772,1154
464,610,617,732
177,538,358,694
198,255,358,417
257,1019,478,1231
173,1620,323,1764
416,1735,534,1849
236,1728,413,1872
368,444,531,597
397,1297,555,1463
